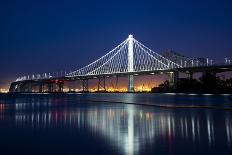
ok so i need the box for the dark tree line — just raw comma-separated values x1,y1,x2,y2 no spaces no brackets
152,73,232,93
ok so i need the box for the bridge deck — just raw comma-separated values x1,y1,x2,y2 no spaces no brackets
12,64,232,84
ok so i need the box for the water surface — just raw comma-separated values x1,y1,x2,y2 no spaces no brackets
0,93,232,155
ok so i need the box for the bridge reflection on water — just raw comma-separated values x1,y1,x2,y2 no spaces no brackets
0,94,231,154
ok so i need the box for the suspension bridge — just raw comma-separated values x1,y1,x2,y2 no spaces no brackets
9,35,232,93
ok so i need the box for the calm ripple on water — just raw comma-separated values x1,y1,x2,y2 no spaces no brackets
0,93,232,155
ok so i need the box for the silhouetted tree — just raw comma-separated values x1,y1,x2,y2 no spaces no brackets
151,72,232,93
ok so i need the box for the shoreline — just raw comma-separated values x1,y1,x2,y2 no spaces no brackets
1,92,232,96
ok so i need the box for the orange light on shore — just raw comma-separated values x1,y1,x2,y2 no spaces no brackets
0,89,8,93
134,85,151,92
62,85,153,93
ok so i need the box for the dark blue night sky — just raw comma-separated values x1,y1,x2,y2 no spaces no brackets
0,0,232,88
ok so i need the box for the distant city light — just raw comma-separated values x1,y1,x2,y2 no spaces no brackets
62,85,152,93
0,89,8,93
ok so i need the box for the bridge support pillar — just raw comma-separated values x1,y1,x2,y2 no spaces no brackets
82,79,89,92
15,83,22,92
27,82,32,92
98,77,106,91
186,71,193,79
202,71,216,77
58,83,63,92
20,83,26,92
115,76,118,91
169,71,179,88
48,83,53,92
39,83,43,92
128,75,134,92
127,34,134,92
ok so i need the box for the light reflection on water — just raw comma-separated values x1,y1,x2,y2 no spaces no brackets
0,94,232,154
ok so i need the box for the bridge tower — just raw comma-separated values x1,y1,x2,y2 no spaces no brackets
128,34,134,92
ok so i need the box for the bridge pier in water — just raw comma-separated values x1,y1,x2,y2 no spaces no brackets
82,79,89,92
168,71,179,88
128,75,134,92
186,71,193,79
97,77,106,91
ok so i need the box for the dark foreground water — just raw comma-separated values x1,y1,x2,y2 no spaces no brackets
0,93,232,155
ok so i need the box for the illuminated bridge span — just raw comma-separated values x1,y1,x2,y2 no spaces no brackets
10,35,232,93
